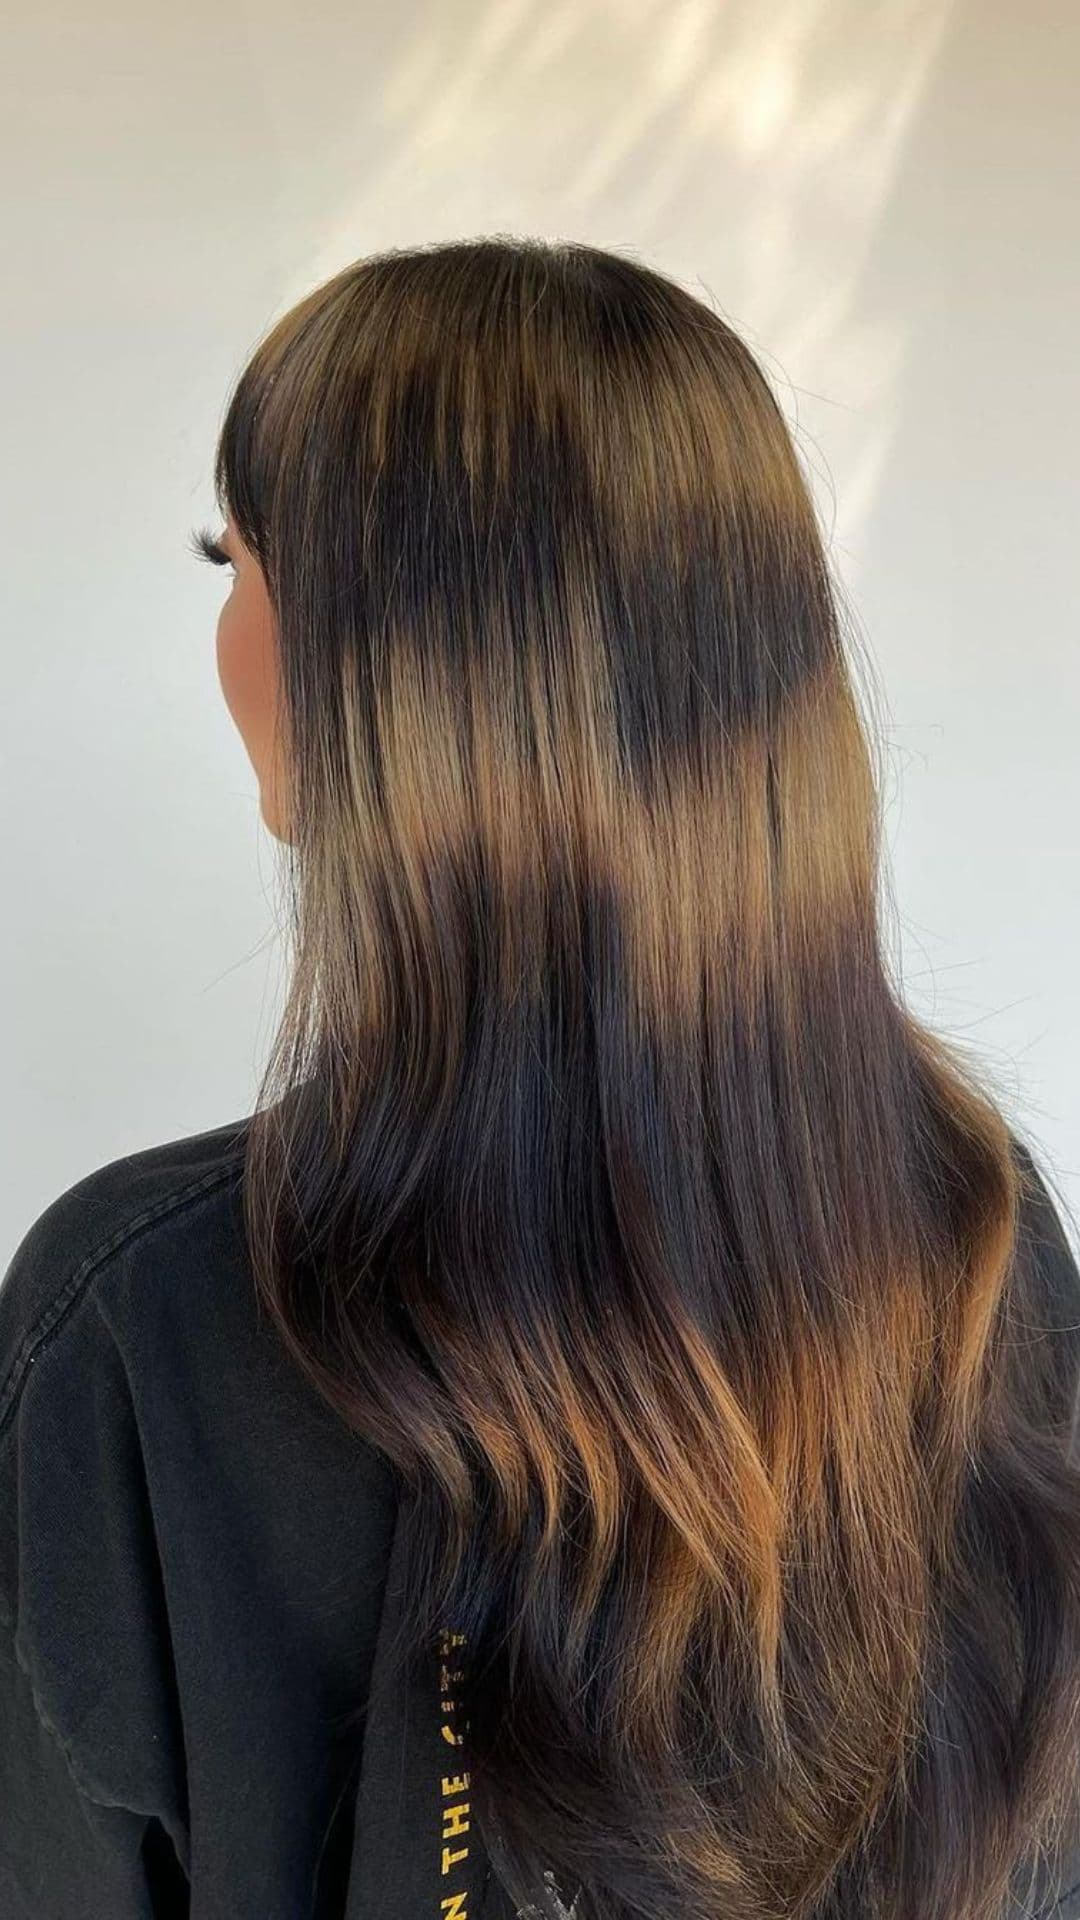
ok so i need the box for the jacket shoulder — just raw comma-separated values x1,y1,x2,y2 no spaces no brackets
0,1114,252,1426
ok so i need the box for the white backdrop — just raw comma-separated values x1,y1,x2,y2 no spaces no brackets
3,0,1077,1255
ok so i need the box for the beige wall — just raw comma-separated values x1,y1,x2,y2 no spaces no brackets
2,0,1077,1245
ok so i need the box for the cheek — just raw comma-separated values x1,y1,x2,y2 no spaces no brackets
215,591,279,778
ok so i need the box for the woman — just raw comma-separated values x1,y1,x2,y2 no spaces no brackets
2,236,1080,1920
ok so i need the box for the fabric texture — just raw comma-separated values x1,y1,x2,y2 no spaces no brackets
2,1113,1080,1917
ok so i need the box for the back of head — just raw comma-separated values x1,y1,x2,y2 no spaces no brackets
213,236,1080,1919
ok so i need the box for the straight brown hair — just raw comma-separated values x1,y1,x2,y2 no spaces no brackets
211,237,1080,1918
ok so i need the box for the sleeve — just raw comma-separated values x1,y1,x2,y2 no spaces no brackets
0,1201,190,1918
0,1629,175,1918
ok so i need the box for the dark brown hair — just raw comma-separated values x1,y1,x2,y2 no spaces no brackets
212,236,1080,1918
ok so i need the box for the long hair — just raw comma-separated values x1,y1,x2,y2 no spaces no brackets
212,236,1080,1919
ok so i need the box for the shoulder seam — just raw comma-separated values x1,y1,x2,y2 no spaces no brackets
0,1161,242,1443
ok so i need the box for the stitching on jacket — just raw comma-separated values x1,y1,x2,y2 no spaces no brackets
0,1160,242,1441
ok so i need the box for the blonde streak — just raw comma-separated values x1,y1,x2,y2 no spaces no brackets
595,1322,784,1715
541,1342,627,1649
547,559,624,891
440,1320,575,1586
467,1318,630,1670
677,1819,747,1901
900,1030,1021,1456
679,1318,785,1714
363,1312,525,1556
614,1525,708,1756
825,1300,919,1558
379,618,471,921
819,1292,931,1700
595,762,727,1051
483,1352,630,1686
629,733,776,1050
532,1334,625,1584
459,1406,527,1530
642,1314,780,1589
528,528,676,1021
773,667,878,956
955,1217,1014,1429
598,1374,740,1612
680,668,790,1039
677,1319,782,1553
759,1337,827,1538
489,1345,568,1554
470,1317,625,1598
466,558,582,1009
949,1142,1019,1442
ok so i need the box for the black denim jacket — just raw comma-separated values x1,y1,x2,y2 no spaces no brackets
2,1115,1080,1918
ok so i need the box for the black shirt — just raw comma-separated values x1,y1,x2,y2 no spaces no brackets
0,1116,524,1920
2,1114,1080,1918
